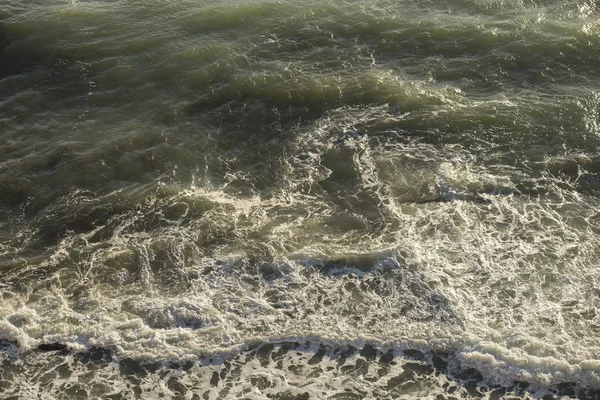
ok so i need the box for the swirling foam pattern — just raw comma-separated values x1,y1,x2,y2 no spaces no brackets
1,0,600,398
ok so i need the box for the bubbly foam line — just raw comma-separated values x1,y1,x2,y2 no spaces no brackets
2,339,600,399
2,253,600,390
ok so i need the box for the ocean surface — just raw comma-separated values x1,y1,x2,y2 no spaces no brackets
2,0,600,398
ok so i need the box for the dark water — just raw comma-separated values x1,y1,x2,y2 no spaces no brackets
2,0,600,398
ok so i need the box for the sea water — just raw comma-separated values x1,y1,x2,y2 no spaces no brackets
1,0,600,398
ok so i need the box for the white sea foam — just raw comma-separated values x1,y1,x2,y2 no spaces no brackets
3,0,600,396
1,105,599,396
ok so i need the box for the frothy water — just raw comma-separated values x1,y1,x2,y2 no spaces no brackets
2,0,600,398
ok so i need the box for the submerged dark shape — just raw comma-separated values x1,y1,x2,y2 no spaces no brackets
0,177,29,208
37,343,67,352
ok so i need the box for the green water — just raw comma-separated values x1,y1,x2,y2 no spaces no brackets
1,0,600,398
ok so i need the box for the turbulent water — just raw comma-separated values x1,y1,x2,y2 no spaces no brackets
2,0,600,398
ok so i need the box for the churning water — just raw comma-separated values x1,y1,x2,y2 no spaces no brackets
2,0,600,398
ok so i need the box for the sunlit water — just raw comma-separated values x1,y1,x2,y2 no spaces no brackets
2,0,600,398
